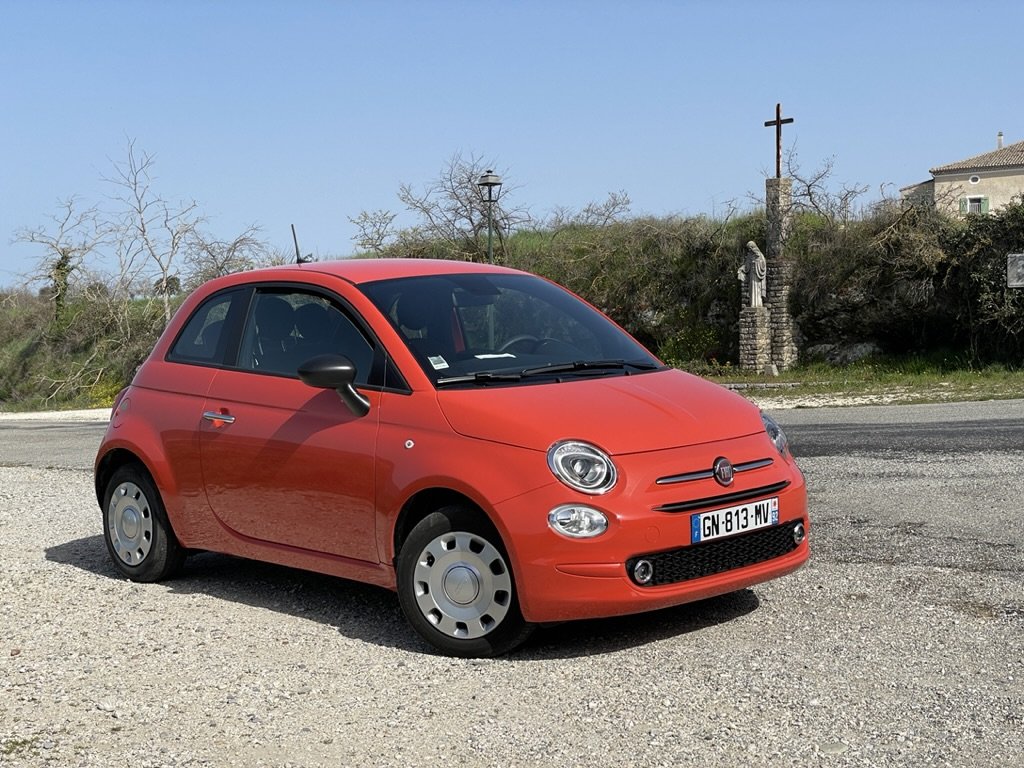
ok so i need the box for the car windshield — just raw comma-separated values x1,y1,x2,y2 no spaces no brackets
360,272,662,387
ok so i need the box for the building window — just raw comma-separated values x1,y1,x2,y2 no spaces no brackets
969,175,981,184
959,196,990,215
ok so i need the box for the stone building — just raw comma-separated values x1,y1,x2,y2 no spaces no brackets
901,132,1024,215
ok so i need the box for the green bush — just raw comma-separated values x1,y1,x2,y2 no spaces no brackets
788,196,1024,366
5,195,1023,412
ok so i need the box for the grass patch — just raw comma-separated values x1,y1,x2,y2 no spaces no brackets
1,736,40,756
692,357,1024,406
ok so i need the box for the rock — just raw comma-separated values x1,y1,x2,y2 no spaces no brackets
804,344,837,362
803,341,882,365
820,742,849,755
829,341,882,365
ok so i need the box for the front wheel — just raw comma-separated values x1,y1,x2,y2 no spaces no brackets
102,465,185,582
397,506,533,657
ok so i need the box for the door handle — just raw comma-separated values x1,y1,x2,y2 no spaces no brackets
202,411,236,425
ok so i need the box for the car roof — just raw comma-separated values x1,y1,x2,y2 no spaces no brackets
248,258,525,285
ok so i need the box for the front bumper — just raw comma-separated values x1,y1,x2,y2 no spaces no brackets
494,436,810,624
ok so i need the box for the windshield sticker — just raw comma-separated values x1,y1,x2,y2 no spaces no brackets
428,355,450,370
474,353,516,359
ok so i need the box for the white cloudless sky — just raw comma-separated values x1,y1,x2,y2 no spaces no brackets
2,0,1021,285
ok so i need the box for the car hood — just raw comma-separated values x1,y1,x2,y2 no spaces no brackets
436,368,763,454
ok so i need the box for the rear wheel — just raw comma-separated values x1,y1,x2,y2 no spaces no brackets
397,506,533,657
102,465,185,582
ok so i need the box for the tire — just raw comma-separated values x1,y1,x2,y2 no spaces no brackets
397,506,533,657
102,465,185,582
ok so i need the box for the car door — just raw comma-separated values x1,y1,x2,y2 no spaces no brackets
198,286,382,563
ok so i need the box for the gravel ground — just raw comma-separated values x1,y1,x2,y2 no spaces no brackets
0,409,110,423
1,424,1022,766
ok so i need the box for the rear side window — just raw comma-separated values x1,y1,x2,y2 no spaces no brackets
168,290,238,365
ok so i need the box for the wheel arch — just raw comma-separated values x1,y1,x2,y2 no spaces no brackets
392,487,502,564
392,490,534,656
95,448,156,509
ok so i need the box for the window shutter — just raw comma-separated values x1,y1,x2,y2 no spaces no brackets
981,197,990,214
959,198,968,214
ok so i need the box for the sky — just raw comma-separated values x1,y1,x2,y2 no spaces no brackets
2,0,1022,286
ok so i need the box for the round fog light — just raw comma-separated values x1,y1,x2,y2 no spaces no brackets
633,559,654,585
793,522,806,545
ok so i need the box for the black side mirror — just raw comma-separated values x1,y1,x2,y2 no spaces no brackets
297,354,371,417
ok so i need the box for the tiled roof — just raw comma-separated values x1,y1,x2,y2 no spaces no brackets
930,139,1024,174
899,179,933,193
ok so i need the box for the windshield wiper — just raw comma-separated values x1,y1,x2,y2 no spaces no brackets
437,360,660,387
520,359,660,377
436,371,523,387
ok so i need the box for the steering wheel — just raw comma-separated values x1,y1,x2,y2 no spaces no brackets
497,334,540,353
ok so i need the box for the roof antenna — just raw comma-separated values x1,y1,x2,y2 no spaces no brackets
291,224,314,264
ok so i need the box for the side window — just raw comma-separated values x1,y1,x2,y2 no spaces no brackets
238,290,375,382
168,290,236,365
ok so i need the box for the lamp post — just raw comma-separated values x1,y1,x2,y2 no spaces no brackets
477,170,502,263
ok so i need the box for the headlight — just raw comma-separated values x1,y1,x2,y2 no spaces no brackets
547,440,617,494
761,412,789,456
548,505,608,538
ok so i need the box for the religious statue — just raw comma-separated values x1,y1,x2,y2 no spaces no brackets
737,241,767,308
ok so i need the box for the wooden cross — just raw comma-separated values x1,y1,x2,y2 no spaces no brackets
764,103,794,179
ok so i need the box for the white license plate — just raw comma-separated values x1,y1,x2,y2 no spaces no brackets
690,497,779,544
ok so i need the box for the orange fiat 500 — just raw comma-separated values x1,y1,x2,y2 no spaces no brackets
95,259,808,656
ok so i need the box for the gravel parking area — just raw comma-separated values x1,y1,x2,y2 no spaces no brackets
2,433,1022,765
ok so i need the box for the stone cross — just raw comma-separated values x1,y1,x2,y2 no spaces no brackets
763,102,794,179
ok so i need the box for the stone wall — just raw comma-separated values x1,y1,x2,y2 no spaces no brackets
765,177,799,370
737,177,800,373
739,307,771,372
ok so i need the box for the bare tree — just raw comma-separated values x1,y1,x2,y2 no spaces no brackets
15,198,103,320
352,153,531,262
784,151,869,228
104,140,202,324
349,209,398,255
547,190,632,230
257,247,293,268
184,224,267,289
10,140,277,407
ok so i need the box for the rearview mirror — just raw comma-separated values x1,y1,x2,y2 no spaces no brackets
298,354,370,417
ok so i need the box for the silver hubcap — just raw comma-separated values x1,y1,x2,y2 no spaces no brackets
107,482,154,566
413,531,512,639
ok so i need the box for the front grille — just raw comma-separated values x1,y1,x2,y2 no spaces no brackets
626,521,802,587
653,480,790,513
656,457,774,486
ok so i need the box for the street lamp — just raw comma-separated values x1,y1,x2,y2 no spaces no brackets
477,170,502,263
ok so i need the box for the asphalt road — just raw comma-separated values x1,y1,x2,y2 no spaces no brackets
1,400,1021,766
0,420,107,471
778,398,1024,457
3,398,1024,469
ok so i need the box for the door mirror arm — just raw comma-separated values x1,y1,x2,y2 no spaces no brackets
297,354,371,417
